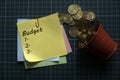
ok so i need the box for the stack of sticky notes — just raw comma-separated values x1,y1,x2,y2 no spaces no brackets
17,13,72,69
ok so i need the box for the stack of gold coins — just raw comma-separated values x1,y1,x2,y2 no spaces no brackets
68,4,83,20
66,4,98,48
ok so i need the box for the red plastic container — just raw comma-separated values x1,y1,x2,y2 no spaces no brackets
79,21,118,60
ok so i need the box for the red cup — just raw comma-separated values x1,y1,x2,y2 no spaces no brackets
79,21,118,60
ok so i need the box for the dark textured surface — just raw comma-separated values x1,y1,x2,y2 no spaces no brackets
0,0,120,80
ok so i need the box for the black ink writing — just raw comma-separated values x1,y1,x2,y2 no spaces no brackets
22,27,43,37
25,43,30,48
27,49,31,54
24,37,28,42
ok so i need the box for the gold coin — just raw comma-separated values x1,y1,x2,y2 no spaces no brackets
92,31,96,34
63,14,73,24
58,13,65,24
78,33,88,41
82,29,87,32
84,11,96,21
77,31,82,35
68,4,81,15
69,26,79,37
83,11,87,14
69,20,75,25
72,10,83,20
87,31,92,35
79,42,86,48
82,11,88,18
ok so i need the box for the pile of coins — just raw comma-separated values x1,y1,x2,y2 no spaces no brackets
58,4,98,48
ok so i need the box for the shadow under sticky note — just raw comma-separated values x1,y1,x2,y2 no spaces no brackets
25,56,67,69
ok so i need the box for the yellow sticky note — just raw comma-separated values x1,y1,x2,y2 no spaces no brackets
17,13,67,62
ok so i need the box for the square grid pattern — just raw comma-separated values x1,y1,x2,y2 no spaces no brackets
0,0,120,80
